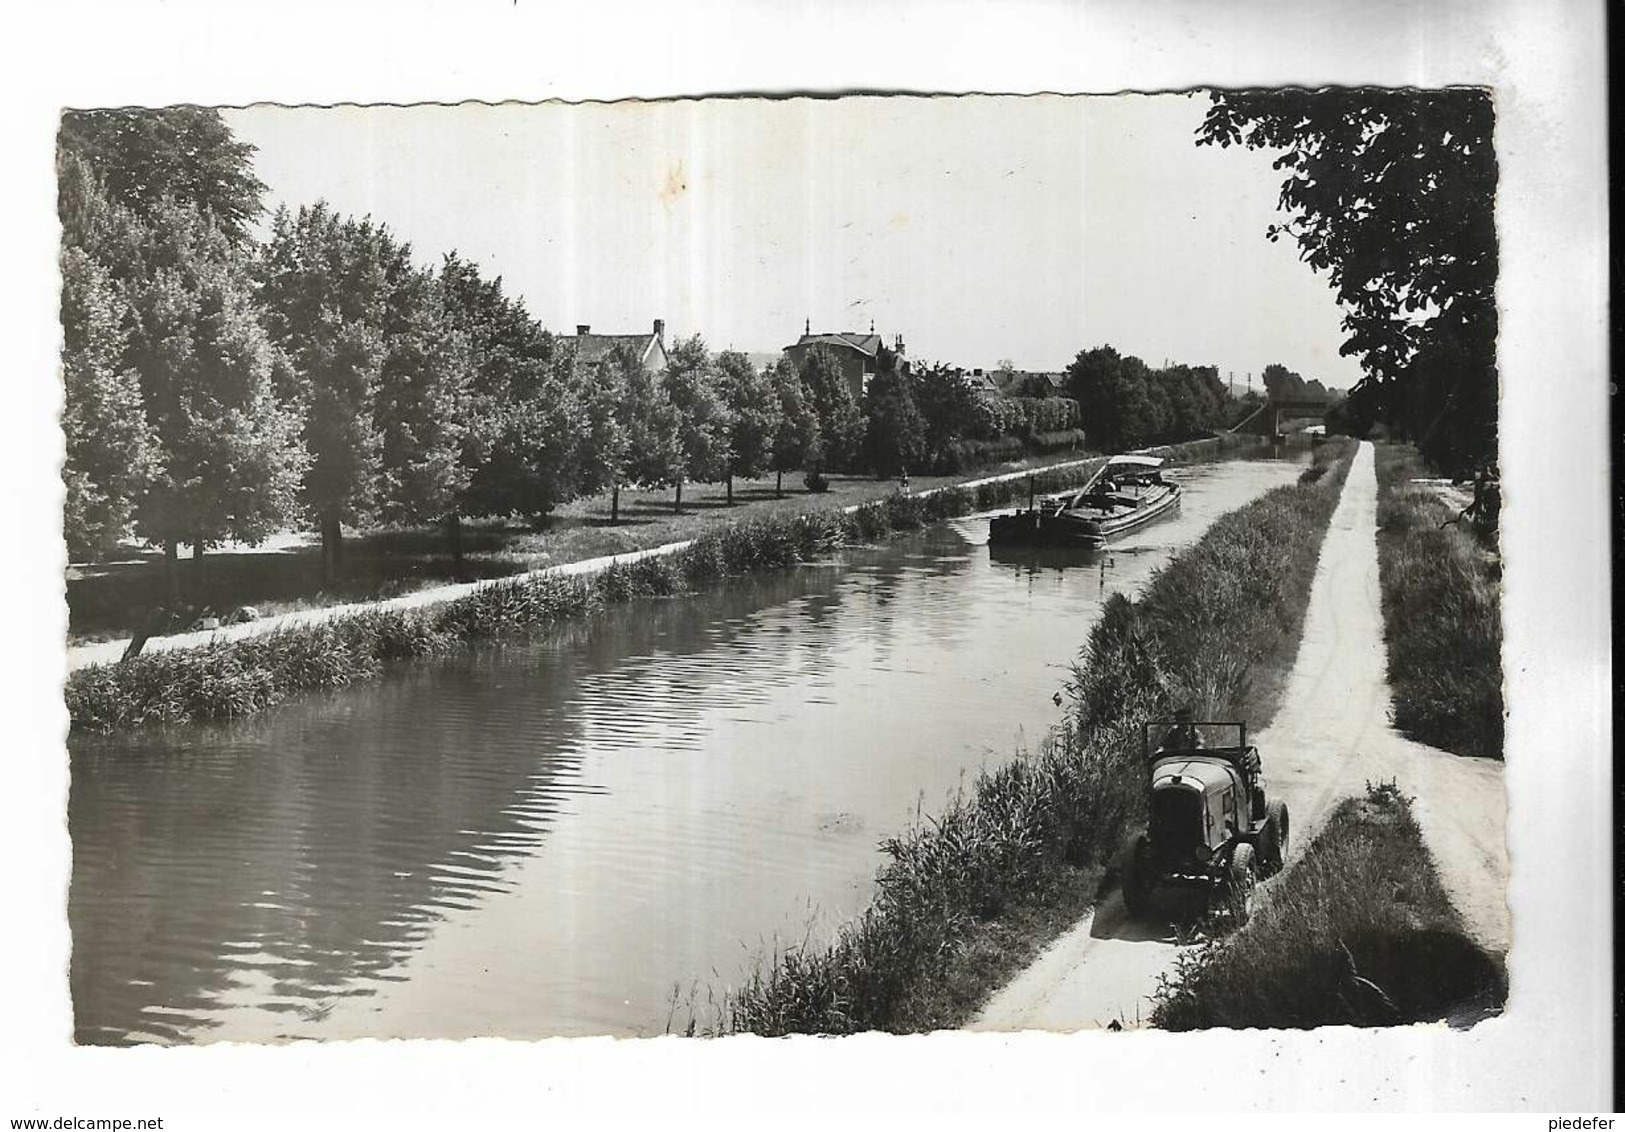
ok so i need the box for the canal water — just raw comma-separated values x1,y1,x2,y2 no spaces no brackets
69,451,1308,1044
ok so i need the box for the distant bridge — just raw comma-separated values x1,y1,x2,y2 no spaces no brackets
1233,397,1331,439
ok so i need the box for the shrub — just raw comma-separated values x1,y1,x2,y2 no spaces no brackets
804,471,830,493
849,501,890,542
678,533,730,585
789,512,847,557
882,493,930,530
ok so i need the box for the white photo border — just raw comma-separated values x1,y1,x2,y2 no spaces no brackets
0,0,1610,1116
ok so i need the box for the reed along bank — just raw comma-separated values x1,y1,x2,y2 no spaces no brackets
1372,442,1504,759
65,436,1261,734
708,440,1356,1036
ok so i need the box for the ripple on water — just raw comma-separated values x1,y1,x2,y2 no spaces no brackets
68,455,1309,1043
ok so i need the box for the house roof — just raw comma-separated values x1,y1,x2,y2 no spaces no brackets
573,332,662,366
786,332,883,356
1002,370,1065,389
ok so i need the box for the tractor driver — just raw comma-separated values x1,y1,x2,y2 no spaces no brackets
1158,708,1204,753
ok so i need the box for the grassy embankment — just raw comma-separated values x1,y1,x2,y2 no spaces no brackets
701,441,1356,1036
68,455,1097,644
1151,781,1506,1029
69,455,1147,734
1372,443,1503,759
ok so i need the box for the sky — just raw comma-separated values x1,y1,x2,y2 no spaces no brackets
224,95,1363,387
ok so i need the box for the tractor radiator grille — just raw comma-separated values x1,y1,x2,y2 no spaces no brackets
1150,787,1203,860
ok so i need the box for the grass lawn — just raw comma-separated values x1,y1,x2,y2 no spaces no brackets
66,454,1095,644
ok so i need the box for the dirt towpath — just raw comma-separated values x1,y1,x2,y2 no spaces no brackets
970,440,1508,1032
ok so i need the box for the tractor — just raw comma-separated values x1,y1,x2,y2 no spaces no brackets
1118,715,1290,923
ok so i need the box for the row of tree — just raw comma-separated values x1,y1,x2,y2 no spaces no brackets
61,161,834,578
59,108,1098,584
58,109,822,578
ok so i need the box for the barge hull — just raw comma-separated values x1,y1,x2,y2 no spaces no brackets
989,491,1181,548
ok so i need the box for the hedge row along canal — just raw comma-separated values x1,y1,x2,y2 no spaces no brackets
705,439,1356,1036
1371,442,1504,760
64,436,1259,734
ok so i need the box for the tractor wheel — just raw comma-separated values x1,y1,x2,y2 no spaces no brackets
1262,801,1291,875
1119,833,1154,918
1226,842,1258,925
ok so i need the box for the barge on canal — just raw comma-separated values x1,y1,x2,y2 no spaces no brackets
988,454,1182,548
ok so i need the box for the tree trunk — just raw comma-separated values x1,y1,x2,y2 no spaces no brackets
321,511,343,586
776,469,784,499
191,535,204,604
726,473,734,507
163,538,180,607
674,479,683,514
611,485,621,525
446,512,464,574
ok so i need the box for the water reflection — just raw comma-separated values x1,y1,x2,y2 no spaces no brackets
69,453,1308,1043
987,542,1105,576
69,649,596,1043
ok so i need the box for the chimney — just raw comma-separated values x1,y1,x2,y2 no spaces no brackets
653,318,665,346
576,324,591,336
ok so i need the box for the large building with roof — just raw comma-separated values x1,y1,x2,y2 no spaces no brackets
783,322,899,400
569,319,669,378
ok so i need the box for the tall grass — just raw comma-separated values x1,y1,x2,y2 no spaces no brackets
708,441,1356,1035
72,448,1206,734
1151,782,1506,1029
65,574,603,732
1373,444,1504,759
